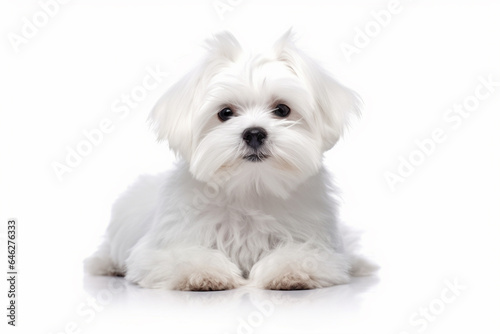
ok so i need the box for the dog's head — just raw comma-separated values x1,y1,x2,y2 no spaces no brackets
150,31,360,198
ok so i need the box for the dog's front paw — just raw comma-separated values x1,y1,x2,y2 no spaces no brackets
126,246,245,290
175,270,244,291
264,271,321,290
249,245,352,290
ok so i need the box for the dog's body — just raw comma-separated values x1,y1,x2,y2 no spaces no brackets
85,31,374,290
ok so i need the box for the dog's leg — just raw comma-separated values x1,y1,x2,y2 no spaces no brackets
84,240,125,276
249,244,351,290
125,243,245,291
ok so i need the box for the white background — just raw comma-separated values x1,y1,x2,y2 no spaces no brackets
1,1,500,333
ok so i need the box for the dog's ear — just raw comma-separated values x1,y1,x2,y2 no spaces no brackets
204,31,242,62
274,30,361,151
150,32,242,159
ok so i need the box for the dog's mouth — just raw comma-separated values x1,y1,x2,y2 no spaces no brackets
243,153,268,162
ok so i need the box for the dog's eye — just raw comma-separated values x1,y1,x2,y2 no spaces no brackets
218,107,234,122
273,104,291,117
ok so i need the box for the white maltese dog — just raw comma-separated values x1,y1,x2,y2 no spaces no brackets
85,31,374,290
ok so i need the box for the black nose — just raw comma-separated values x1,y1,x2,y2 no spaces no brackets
242,127,267,150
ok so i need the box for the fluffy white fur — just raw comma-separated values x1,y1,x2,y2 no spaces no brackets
85,31,375,290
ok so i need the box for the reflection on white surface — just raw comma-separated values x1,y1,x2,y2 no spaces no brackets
83,274,380,307
81,274,381,334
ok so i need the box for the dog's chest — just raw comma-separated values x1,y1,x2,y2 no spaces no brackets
210,205,288,277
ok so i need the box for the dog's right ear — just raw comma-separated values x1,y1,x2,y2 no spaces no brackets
273,30,361,152
149,32,242,160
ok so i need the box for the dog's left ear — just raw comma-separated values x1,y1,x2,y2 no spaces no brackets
274,30,361,151
150,32,242,160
